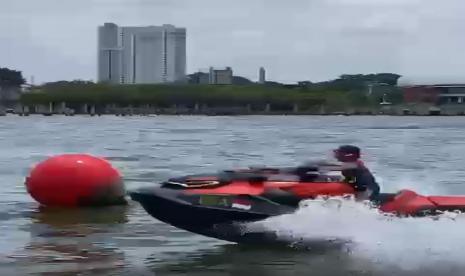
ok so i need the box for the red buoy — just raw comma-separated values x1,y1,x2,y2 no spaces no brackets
25,154,127,207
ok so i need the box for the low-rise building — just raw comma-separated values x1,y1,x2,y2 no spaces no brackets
192,67,233,85
209,67,233,84
399,77,465,105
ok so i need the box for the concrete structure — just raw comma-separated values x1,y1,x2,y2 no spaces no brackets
259,67,266,84
208,67,233,84
97,23,186,84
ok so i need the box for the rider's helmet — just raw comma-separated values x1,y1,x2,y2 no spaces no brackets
333,145,361,162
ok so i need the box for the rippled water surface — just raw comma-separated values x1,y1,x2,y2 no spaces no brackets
1,115,465,275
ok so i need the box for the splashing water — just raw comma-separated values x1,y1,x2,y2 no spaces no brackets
245,195,465,271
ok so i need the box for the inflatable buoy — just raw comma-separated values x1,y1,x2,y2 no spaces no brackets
25,154,127,207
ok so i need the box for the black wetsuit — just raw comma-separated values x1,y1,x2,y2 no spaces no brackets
341,162,380,200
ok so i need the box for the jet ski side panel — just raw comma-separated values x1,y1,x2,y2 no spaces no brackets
129,187,297,242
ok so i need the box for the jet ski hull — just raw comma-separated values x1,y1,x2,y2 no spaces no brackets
129,186,300,244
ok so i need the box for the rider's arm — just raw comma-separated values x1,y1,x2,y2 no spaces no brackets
341,168,368,192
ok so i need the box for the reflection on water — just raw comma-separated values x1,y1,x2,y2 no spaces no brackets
29,205,129,226
145,244,465,276
149,244,361,276
5,205,130,275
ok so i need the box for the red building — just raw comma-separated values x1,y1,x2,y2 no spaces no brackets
402,84,465,104
402,86,440,103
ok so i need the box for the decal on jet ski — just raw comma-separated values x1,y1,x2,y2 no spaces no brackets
231,198,252,210
198,195,231,207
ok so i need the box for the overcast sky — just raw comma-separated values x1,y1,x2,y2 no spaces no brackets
1,0,464,84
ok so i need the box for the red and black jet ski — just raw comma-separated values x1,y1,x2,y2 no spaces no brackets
129,163,465,244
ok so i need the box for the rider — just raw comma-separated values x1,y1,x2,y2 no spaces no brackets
333,145,380,201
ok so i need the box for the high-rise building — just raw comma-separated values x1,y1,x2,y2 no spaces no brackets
98,23,122,84
259,67,266,84
97,23,186,84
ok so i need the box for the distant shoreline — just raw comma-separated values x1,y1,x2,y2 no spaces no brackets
2,109,463,117
6,101,459,117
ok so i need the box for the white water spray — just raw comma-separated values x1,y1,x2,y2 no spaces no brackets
245,195,465,271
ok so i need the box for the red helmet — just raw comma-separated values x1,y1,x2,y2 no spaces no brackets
333,145,361,162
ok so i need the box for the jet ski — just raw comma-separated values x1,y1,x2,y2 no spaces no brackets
129,163,465,244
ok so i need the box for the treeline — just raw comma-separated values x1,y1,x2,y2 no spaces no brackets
187,72,254,85
0,67,26,87
23,83,332,108
305,73,401,90
22,82,402,112
186,72,402,91
16,71,404,112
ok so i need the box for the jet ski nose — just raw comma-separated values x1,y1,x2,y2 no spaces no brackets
128,187,158,202
128,190,142,202
128,186,183,208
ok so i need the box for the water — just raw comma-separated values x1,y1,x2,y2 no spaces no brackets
1,115,465,275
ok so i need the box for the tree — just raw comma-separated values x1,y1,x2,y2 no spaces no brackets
232,76,253,85
0,67,26,87
187,72,209,84
373,73,401,86
187,72,254,85
306,73,402,92
42,80,94,88
298,81,313,88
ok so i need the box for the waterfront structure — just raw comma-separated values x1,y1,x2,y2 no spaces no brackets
97,23,186,84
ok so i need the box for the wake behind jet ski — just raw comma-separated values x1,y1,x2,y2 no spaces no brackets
129,146,465,244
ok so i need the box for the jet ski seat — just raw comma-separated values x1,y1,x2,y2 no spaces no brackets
164,172,269,189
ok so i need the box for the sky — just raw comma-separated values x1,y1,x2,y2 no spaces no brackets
1,0,464,85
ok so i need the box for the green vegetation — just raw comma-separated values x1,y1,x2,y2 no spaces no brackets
0,64,404,114
22,84,401,112
187,72,254,85
0,67,26,87
306,73,401,90
21,73,403,113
